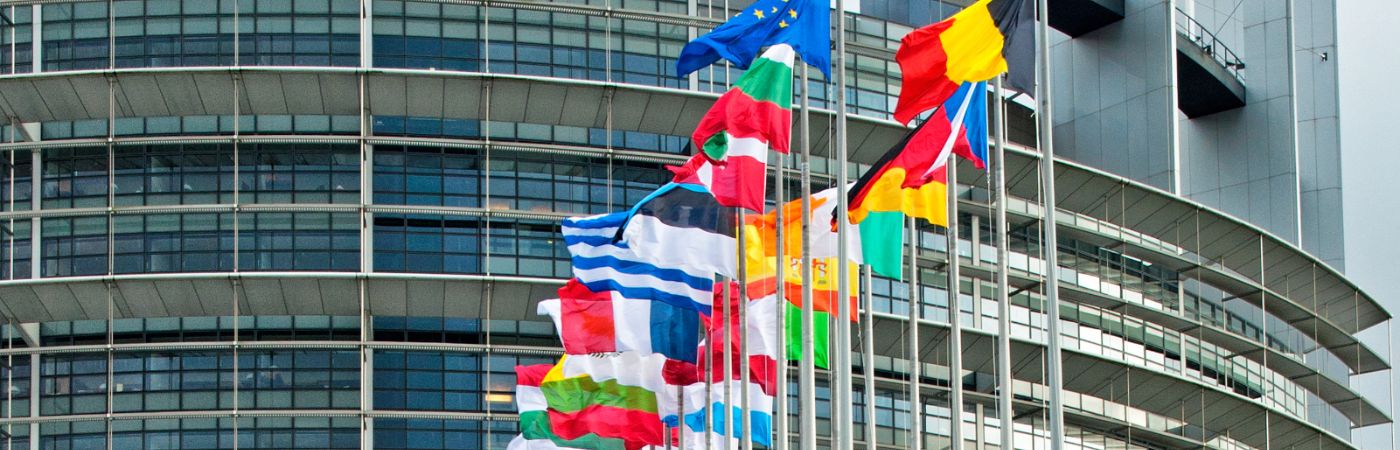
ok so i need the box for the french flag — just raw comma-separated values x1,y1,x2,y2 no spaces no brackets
538,280,703,363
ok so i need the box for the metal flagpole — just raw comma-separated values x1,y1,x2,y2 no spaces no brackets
798,63,818,450
832,1,854,448
860,264,876,450
739,207,751,450
774,145,788,450
1034,0,1067,446
906,216,923,450
992,75,1014,450
723,267,734,450
946,157,963,449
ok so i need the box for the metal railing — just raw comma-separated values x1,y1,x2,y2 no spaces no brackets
1175,8,1246,83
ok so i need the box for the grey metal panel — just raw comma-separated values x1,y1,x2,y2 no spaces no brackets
65,281,110,321
281,73,328,115
31,283,88,321
404,279,446,317
241,73,290,115
189,279,234,316
279,278,327,315
319,73,361,116
442,280,484,319
441,77,483,120
0,286,47,323
191,73,237,115
0,79,57,122
523,83,568,125
153,73,208,117
558,85,604,129
319,278,360,316
153,280,210,317
490,79,531,123
367,278,409,317
239,278,288,316
636,91,682,136
115,280,170,318
120,74,175,117
367,73,408,117
406,77,446,118
607,89,650,132
69,75,111,119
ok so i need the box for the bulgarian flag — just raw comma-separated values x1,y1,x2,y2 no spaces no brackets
537,353,693,449
513,364,630,450
672,44,795,213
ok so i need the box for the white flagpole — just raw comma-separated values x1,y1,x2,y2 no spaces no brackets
1035,0,1067,446
992,75,1014,450
860,263,876,450
906,215,924,450
832,1,854,449
946,155,962,449
738,207,751,450
723,268,734,450
773,142,788,450
797,63,818,450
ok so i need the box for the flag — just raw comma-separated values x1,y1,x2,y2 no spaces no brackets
538,280,702,362
675,0,830,78
563,210,716,313
847,81,987,227
617,183,739,279
671,45,796,213
698,282,780,396
785,301,830,368
514,364,631,450
538,353,691,448
892,0,1033,124
668,380,775,449
745,185,905,279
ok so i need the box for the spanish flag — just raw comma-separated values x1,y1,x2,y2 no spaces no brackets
892,0,1033,124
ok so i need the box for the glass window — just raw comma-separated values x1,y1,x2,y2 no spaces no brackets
238,212,359,271
41,2,110,71
42,216,109,277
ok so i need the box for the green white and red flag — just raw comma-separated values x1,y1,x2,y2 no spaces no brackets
672,44,795,213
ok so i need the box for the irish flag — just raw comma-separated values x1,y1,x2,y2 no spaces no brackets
672,44,795,212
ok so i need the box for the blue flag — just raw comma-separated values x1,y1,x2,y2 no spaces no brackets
676,0,831,78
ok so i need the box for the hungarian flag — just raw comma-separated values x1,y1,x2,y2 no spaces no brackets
847,81,986,228
892,0,1033,124
674,44,795,213
537,279,702,362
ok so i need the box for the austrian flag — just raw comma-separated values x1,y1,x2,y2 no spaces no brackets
673,44,796,212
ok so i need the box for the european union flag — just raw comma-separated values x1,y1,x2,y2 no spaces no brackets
676,0,831,79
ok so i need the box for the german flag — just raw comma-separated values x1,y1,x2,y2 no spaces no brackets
846,79,986,227
892,0,1033,124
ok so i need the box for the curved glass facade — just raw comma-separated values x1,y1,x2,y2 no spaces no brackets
0,0,1390,449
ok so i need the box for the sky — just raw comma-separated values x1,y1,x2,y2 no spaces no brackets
1337,0,1400,447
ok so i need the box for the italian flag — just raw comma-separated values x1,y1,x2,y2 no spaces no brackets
672,44,795,213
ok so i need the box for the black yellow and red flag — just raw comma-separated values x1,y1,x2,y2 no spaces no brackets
892,0,1033,124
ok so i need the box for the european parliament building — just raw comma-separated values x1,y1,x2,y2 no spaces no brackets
0,0,1388,448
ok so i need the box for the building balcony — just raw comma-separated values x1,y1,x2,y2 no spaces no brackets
1047,0,1126,37
1175,8,1247,118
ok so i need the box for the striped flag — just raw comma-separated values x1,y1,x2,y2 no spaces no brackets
537,280,702,362
513,364,631,450
670,380,775,450
563,210,717,314
538,353,692,448
698,282,779,396
617,183,738,279
673,44,796,213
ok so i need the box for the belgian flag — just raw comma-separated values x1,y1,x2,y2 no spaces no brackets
892,0,1034,124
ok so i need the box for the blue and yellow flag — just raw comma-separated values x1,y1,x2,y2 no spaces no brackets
676,0,831,78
